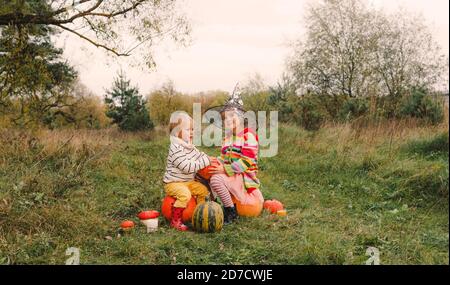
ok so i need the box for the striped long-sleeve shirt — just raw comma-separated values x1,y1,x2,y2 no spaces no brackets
163,136,211,183
219,128,260,193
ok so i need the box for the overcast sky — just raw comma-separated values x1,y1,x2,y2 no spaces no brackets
60,0,449,96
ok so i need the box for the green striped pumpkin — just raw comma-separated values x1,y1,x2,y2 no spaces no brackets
191,201,224,233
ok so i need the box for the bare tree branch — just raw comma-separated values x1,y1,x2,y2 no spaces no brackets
0,0,147,25
56,24,129,57
0,0,190,68
88,0,146,19
54,0,104,24
52,0,95,16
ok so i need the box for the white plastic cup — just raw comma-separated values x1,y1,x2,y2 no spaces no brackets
141,218,158,233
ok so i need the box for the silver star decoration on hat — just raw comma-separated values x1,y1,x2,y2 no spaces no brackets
223,83,244,112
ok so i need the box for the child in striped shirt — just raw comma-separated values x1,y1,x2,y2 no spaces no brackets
163,112,215,231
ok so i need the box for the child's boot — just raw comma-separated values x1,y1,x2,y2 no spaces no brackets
223,206,238,224
171,207,189,231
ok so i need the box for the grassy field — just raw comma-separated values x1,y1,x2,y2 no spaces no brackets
0,120,448,265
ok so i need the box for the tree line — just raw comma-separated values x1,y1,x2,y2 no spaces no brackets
0,0,448,131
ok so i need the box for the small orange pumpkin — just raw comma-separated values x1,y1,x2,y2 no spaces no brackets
161,196,197,223
120,220,135,230
197,165,215,180
263,199,284,214
231,195,263,217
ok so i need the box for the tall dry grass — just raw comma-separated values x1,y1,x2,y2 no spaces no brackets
322,115,449,152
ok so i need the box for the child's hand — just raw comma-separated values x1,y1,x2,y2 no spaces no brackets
209,161,226,175
209,156,219,165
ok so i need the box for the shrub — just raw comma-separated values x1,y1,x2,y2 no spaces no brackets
242,91,272,113
338,97,370,121
399,89,444,124
316,94,347,119
41,95,111,130
268,76,298,123
373,95,402,119
295,95,328,131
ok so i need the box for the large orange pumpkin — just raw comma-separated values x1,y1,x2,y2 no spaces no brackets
263,199,284,214
161,196,197,223
197,165,214,180
231,195,263,217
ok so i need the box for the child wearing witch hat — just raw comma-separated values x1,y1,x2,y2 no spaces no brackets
208,86,264,224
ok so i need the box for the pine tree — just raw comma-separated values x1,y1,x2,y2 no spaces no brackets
0,13,77,125
104,71,154,131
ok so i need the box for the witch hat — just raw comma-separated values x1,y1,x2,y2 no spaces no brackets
203,83,248,128
222,83,245,113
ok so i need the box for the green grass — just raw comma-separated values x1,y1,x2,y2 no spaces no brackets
0,125,448,264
